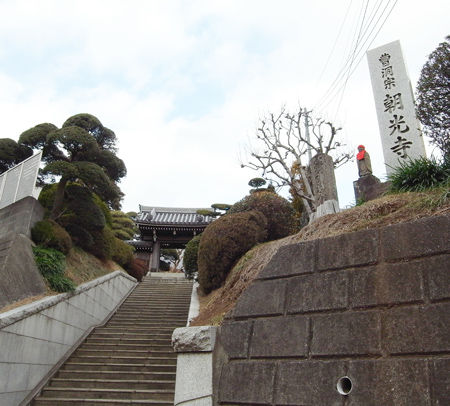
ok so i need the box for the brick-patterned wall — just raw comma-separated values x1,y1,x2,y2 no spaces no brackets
217,214,450,405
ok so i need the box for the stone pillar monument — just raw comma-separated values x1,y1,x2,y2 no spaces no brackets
308,153,340,221
367,40,426,175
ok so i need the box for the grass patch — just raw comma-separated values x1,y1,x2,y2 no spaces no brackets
388,157,449,192
33,246,76,292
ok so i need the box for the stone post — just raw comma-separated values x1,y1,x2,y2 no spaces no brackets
172,326,218,405
308,153,340,221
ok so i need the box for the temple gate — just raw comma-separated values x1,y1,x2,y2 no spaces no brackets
129,206,213,272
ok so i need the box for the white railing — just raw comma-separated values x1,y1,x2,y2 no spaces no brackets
0,151,42,210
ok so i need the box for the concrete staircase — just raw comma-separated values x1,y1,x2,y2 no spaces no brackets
32,274,193,406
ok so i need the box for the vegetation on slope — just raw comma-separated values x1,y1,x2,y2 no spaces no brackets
190,188,450,326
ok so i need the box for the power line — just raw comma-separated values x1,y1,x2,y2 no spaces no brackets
314,1,367,111
315,0,387,113
314,0,353,88
330,0,398,117
332,0,370,117
314,0,398,117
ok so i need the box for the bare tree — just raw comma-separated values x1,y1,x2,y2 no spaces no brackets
241,107,352,217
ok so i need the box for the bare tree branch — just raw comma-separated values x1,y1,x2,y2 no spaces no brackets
240,106,352,218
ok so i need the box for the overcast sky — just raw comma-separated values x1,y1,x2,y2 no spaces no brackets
1,0,448,213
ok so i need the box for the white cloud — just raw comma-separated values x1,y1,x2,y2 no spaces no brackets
0,0,449,213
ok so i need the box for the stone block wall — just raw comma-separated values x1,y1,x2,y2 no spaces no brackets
0,271,137,406
216,214,450,405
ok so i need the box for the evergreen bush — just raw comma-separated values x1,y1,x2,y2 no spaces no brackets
111,237,134,267
32,246,76,292
31,219,72,254
229,191,295,240
197,210,267,293
65,224,94,250
88,227,116,260
183,234,201,280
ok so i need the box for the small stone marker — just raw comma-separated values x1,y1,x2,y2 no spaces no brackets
367,40,426,175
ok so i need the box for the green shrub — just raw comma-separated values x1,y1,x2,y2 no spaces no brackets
38,183,57,212
65,185,106,231
65,224,94,250
32,246,76,292
31,219,72,254
183,234,201,280
198,210,267,293
229,191,295,240
87,227,116,260
388,157,450,192
111,237,134,267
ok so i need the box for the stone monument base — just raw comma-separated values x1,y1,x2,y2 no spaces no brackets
309,199,340,223
353,175,390,203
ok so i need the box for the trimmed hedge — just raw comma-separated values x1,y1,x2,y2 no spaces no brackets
197,210,267,293
229,191,295,240
88,227,116,260
183,234,201,280
111,237,134,267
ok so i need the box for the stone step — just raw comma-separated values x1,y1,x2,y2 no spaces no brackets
113,310,188,315
63,362,176,373
89,336,173,343
49,378,175,390
81,343,173,352
39,387,174,401
74,349,175,358
111,314,188,320
93,328,174,335
68,355,177,365
57,370,175,381
86,337,170,345
105,321,185,328
32,276,192,405
33,398,172,405
107,318,187,323
90,331,173,339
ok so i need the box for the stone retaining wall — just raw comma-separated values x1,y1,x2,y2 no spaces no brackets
0,270,137,406
216,214,450,405
0,197,44,240
0,197,47,308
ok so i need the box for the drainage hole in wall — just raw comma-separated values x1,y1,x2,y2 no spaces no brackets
337,376,353,395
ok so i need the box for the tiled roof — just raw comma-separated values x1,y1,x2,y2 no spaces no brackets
136,206,213,225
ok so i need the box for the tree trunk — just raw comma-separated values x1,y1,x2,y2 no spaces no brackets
50,178,68,220
293,179,313,217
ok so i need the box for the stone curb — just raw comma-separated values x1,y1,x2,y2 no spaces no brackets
0,270,137,328
172,326,217,353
